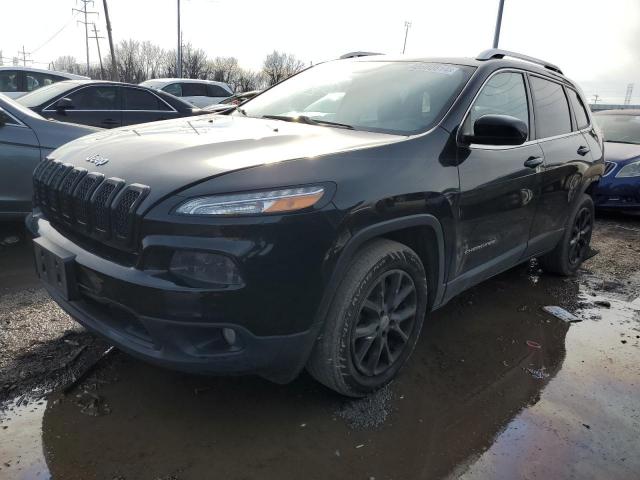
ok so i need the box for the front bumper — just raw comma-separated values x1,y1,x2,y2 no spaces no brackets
593,168,640,210
27,213,337,383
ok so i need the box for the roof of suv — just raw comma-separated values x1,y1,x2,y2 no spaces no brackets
346,49,576,88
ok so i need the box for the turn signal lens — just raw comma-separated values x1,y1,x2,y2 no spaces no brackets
174,186,325,216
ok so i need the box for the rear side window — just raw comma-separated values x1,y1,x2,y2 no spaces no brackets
162,83,182,97
0,70,19,92
567,89,590,130
67,86,118,110
182,83,207,96
207,84,231,97
123,88,170,111
25,72,64,92
462,72,529,137
530,77,571,138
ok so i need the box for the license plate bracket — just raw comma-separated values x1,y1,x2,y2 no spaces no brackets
33,237,78,301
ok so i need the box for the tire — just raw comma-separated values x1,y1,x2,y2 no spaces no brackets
539,194,595,276
306,239,428,397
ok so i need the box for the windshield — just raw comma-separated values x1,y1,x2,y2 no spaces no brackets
594,114,640,144
237,60,474,135
17,81,79,107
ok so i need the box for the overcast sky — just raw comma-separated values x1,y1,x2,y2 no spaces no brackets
1,0,639,103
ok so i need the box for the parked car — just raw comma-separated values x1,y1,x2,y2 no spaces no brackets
16,80,203,128
27,49,604,396
0,66,89,99
592,109,640,210
139,78,233,108
203,90,261,114
0,94,98,219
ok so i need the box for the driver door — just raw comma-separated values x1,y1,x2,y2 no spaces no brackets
451,71,543,292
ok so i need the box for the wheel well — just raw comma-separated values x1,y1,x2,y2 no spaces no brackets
380,226,440,309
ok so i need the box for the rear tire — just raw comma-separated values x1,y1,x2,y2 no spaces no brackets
539,194,595,276
306,239,428,397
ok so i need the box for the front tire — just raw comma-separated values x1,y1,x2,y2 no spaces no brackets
307,239,428,397
539,194,595,276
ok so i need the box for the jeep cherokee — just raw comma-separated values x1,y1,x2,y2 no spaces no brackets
27,49,604,396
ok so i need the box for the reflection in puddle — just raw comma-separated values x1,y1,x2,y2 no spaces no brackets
0,397,50,480
0,263,638,479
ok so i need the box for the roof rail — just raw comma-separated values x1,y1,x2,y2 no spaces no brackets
476,49,563,75
339,51,382,59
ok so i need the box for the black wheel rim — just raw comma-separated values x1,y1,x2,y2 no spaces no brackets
351,269,418,377
568,207,592,265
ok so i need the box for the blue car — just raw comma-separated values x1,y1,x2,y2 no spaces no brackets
592,109,640,210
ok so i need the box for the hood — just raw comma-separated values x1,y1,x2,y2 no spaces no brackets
49,114,404,205
31,117,101,151
603,141,640,164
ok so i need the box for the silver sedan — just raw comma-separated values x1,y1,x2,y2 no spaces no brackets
0,93,99,219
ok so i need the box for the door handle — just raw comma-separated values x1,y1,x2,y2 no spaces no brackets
577,145,590,156
524,156,544,168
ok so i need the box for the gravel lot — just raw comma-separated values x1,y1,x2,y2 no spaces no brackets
0,214,638,480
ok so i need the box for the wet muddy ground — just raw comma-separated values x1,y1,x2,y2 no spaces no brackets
0,214,639,480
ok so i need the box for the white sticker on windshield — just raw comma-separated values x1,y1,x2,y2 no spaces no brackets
409,63,460,75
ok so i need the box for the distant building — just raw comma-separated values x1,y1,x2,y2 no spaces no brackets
589,103,640,112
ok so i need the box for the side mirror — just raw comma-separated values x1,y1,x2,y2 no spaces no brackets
55,97,74,112
467,114,528,146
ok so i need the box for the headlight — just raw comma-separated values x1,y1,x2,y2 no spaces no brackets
174,186,325,216
616,160,640,178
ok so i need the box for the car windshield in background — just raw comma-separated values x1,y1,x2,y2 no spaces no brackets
594,114,640,144
237,61,474,135
16,81,77,107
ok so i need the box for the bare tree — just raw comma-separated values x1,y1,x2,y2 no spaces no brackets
208,56,240,87
140,41,165,80
182,43,209,79
52,56,83,75
115,39,145,83
236,69,264,92
262,51,305,86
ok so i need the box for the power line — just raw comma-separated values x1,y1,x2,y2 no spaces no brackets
31,13,79,54
73,0,99,75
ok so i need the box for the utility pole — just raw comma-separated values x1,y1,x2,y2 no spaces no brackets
493,0,505,48
177,0,182,78
402,21,412,54
624,83,634,106
102,0,117,80
73,0,99,76
592,94,601,105
90,23,105,79
19,46,32,66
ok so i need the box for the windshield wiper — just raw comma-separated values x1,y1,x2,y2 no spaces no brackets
236,107,247,116
262,114,354,130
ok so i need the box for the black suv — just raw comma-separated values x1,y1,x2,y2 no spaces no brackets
28,50,604,396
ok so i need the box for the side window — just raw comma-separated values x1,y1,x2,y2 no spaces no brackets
567,88,590,130
0,110,20,126
67,86,118,110
207,84,231,97
530,76,572,138
162,83,182,97
0,70,19,92
181,83,207,97
25,72,64,92
462,72,529,137
123,88,170,111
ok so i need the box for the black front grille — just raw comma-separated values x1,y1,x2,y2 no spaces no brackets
33,159,149,249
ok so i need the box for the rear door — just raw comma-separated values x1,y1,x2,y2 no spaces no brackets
526,75,596,256
453,71,544,291
0,111,40,216
43,85,121,128
206,84,232,105
121,86,177,126
181,82,209,107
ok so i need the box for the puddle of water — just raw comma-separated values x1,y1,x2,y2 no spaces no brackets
0,397,50,480
457,286,640,479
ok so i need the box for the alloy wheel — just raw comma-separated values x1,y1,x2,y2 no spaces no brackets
351,269,418,377
568,207,592,265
